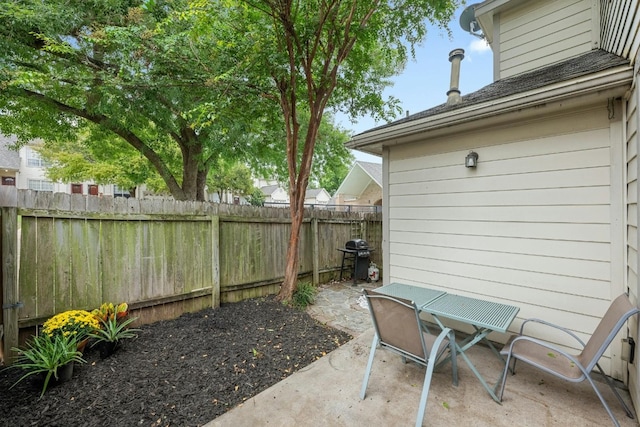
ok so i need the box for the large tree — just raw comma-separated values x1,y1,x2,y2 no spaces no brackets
0,0,274,201
0,0,355,202
218,0,456,300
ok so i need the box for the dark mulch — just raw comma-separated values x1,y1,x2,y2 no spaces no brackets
0,296,353,427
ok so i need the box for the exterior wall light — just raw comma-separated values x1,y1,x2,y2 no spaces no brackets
465,151,478,168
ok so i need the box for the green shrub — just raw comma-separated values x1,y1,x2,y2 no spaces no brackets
7,333,85,398
292,282,317,308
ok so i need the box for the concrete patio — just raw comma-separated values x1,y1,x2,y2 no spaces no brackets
206,281,639,426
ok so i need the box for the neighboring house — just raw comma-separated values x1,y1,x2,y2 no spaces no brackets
304,188,331,205
348,0,640,408
0,135,20,187
261,184,290,204
333,161,382,209
0,135,120,196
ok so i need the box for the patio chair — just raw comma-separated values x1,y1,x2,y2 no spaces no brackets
497,293,639,427
360,289,458,427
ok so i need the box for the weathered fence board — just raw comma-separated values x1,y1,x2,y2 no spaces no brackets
0,187,381,358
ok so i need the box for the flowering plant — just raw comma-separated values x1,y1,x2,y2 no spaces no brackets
91,302,129,323
89,302,138,358
42,310,100,340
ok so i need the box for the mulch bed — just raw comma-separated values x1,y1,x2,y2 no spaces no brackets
0,296,353,427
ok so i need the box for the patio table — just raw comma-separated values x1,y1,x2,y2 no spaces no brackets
423,293,519,402
374,282,446,308
373,283,519,403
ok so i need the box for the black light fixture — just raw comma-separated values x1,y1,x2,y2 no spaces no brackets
465,151,478,168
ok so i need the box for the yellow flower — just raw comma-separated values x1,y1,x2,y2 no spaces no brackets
43,310,100,339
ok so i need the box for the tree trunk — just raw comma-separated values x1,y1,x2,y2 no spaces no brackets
279,204,305,301
196,168,208,202
277,117,320,301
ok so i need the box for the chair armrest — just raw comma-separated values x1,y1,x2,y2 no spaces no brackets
519,318,586,347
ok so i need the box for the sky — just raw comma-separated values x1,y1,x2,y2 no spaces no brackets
336,4,495,163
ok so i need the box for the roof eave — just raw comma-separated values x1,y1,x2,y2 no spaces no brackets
347,66,633,155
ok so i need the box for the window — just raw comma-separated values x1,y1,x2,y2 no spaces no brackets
88,184,99,196
28,179,54,191
113,185,130,198
26,148,51,168
1,177,15,186
71,183,83,194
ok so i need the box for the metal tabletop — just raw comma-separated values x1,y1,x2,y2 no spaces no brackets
372,283,520,403
423,293,520,334
375,283,446,308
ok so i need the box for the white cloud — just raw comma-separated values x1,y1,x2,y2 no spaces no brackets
469,38,491,54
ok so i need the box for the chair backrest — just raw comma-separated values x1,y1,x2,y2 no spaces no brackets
363,289,426,360
580,294,640,371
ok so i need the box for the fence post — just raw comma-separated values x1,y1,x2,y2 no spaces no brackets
311,217,319,285
1,206,19,364
211,215,220,308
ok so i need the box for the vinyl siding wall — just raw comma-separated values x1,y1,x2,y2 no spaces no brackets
601,0,640,406
499,0,596,78
626,65,640,412
386,103,626,374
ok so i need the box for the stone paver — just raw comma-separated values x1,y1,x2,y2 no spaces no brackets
306,280,379,336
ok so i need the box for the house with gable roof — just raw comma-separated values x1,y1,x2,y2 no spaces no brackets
260,184,290,205
304,188,331,206
333,161,382,210
348,0,640,408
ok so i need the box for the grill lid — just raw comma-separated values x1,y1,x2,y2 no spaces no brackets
346,239,369,250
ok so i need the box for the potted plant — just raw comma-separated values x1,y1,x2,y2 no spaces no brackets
42,309,101,342
7,333,85,397
91,302,130,323
89,302,140,358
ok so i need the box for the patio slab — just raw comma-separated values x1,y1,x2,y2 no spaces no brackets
205,281,638,427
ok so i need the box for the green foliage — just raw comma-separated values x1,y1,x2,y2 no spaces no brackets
207,159,255,202
211,0,456,299
0,0,280,201
36,134,161,195
251,112,355,194
89,316,140,344
247,187,266,206
7,334,85,398
292,282,318,308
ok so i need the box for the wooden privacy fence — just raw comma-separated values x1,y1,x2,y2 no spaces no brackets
0,188,381,360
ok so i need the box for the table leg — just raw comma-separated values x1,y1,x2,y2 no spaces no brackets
431,316,503,403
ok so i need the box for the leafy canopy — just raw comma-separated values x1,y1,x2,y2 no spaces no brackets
203,0,456,299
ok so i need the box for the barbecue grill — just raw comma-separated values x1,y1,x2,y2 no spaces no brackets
338,239,372,284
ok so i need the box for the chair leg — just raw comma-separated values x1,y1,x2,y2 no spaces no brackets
448,330,458,387
496,352,514,401
415,356,437,427
360,334,379,400
584,372,622,427
414,329,456,427
595,363,635,420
